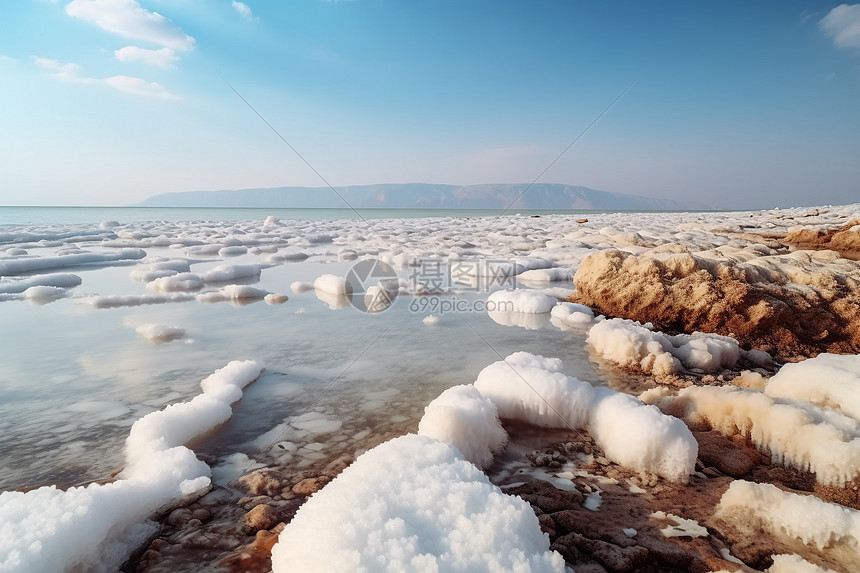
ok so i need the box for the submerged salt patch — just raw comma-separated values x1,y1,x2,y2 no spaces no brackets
270,434,565,573
418,385,507,470
716,481,860,563
0,360,261,572
474,352,697,482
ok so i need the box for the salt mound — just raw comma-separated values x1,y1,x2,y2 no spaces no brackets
487,289,558,313
474,352,697,482
572,246,860,357
587,317,744,375
418,385,507,469
270,435,565,573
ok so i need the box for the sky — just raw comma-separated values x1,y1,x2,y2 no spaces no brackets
1,1,859,209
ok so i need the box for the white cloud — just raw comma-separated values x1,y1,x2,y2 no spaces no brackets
31,56,89,82
114,46,178,68
65,0,195,51
32,57,179,99
820,4,860,50
104,75,179,99
232,1,254,20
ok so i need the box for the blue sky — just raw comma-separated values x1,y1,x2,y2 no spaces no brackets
1,0,859,208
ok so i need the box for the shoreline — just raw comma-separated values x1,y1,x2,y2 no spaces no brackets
1,203,859,572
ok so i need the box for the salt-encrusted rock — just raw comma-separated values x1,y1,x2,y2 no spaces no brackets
572,246,860,357
244,504,281,531
232,469,291,496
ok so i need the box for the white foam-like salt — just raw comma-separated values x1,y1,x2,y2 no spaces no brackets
0,361,261,572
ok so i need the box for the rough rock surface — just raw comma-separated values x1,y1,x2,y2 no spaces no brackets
781,218,860,260
571,245,860,358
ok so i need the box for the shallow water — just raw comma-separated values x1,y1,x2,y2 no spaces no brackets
0,247,607,492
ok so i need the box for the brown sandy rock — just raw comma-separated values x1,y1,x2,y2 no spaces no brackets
694,431,757,478
232,468,291,496
571,246,860,357
244,504,280,531
782,218,860,259
292,476,331,496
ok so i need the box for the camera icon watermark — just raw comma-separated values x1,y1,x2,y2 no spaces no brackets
344,257,523,314
344,259,400,313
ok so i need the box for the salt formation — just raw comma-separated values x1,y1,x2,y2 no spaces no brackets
417,385,508,470
135,323,186,343
764,354,860,422
473,352,697,482
586,317,765,376
645,374,860,485
0,361,261,572
716,481,860,567
572,245,860,357
270,435,566,573
487,289,559,313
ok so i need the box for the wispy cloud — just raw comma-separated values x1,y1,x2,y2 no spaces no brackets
820,4,860,50
65,0,195,51
232,1,255,20
32,56,179,99
104,75,179,99
32,56,90,82
114,46,178,68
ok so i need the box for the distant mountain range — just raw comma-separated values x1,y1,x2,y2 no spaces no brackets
139,183,704,211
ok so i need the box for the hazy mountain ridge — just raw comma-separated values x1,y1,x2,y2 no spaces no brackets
139,183,703,210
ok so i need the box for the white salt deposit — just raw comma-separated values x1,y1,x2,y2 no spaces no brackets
135,323,186,344
716,481,860,562
645,385,860,485
147,272,205,292
474,352,697,481
313,274,349,296
0,272,82,294
550,301,595,328
0,361,261,572
270,435,565,573
517,267,573,283
201,264,262,283
650,511,708,538
22,285,68,302
417,385,507,470
487,289,558,313
196,285,269,304
0,248,145,275
769,554,838,573
587,318,746,375
765,354,860,422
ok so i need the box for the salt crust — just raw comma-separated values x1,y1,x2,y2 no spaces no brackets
644,358,860,485
717,481,860,565
0,361,261,572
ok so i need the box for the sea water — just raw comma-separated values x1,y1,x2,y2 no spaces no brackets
0,207,608,492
